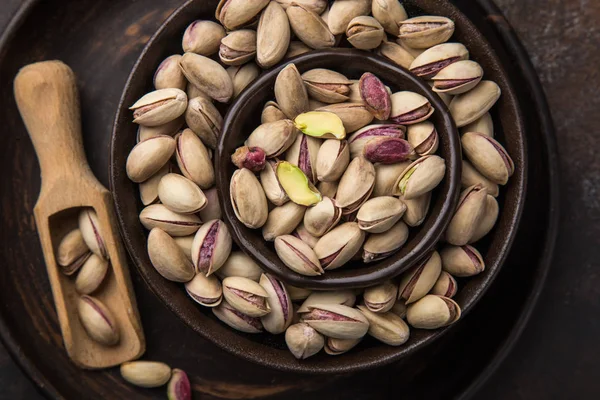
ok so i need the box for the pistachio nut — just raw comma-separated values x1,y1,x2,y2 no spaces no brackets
359,72,391,120
440,244,485,277
406,294,461,329
328,0,371,36
390,300,407,319
182,20,226,56
362,221,409,263
77,295,119,346
74,254,109,295
377,39,415,70
402,192,432,227
357,306,410,346
315,139,349,182
245,120,298,158
335,157,375,214
317,102,374,133
219,29,257,66
285,322,324,359
179,52,233,103
262,201,307,241
154,55,186,91
275,64,310,119
274,234,324,276
57,228,91,275
446,184,488,246
198,187,222,222
390,91,434,125
286,284,312,301
317,180,339,199
261,101,286,124
286,3,335,49
397,39,426,58
436,90,454,107
231,146,266,173
186,83,212,103
449,80,501,127
461,160,499,197
294,111,346,139
167,369,191,400
303,196,342,237
432,60,484,95
120,361,171,388
301,68,352,104
346,16,385,50
303,303,369,339
393,155,446,200
407,121,439,156
147,228,195,282
298,290,356,313
257,2,291,68
213,300,263,333
398,251,442,304
228,62,260,99
130,88,187,127
293,223,320,248
276,0,327,14
431,271,458,298
347,80,363,103
173,235,194,263
461,112,494,137
139,204,201,237
216,0,270,30
357,196,406,233
313,222,365,270
230,168,269,228
347,124,406,159
192,219,232,276
78,208,108,259
461,131,514,184
175,129,215,189
260,159,289,206
362,137,414,164
158,173,207,214
286,133,321,183
470,194,499,242
371,0,408,36
222,276,271,317
409,43,469,78
398,16,455,49
324,337,361,355
373,162,411,197
363,281,398,313
260,273,293,334
285,40,312,59
139,163,171,206
184,271,223,307
217,251,263,282
126,135,175,183
137,116,184,142
277,161,322,206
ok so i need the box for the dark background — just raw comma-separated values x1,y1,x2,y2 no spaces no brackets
1,0,599,398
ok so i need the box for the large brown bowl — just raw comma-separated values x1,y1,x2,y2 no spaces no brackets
110,0,527,373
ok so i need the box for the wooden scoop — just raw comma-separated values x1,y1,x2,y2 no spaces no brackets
14,61,145,369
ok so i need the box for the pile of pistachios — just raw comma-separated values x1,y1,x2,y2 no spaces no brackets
124,0,515,361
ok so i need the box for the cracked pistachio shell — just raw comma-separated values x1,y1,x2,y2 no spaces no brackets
402,192,432,227
441,244,485,277
317,102,374,133
390,91,434,125
462,160,499,197
432,60,484,95
277,161,322,206
158,173,207,214
446,184,488,245
246,120,298,158
335,156,375,214
302,303,369,340
359,72,392,120
216,0,270,30
398,251,442,304
348,124,406,159
154,55,186,91
139,204,201,236
213,300,263,333
148,228,195,282
126,135,175,183
257,2,291,68
179,52,233,103
407,295,461,329
137,116,184,142
298,290,356,313
230,169,269,229
139,163,171,206
373,162,411,197
393,155,446,200
316,139,350,182
470,194,499,243
57,228,90,275
372,0,408,36
357,196,406,233
363,221,409,263
407,121,439,156
398,16,455,49
295,111,346,140
431,271,458,298
286,134,321,183
185,272,222,307
285,40,312,59
274,234,324,276
286,284,312,301
168,369,191,400
324,337,361,355
314,222,365,270
390,300,407,319
409,43,469,78
260,160,289,206
275,64,310,119
222,276,271,317
293,223,319,249
302,69,352,104
192,220,232,276
78,209,108,259
228,63,260,99
120,361,171,388
198,187,222,222
449,80,501,127
260,273,293,334
261,101,286,124
357,306,410,346
175,129,214,189
262,201,307,241
130,88,188,127
328,0,371,35
363,281,398,313
462,131,514,184
78,295,119,346
317,180,339,199
461,112,494,137
174,235,194,262
276,0,327,14
285,323,324,359
346,16,385,50
377,40,415,70
286,3,335,49
303,196,342,237
182,20,226,55
217,251,263,282
74,254,109,295
219,29,257,66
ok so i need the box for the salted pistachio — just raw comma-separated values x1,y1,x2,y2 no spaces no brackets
303,197,342,238
317,103,374,133
130,88,187,127
446,184,488,245
285,322,324,359
126,135,175,183
217,251,263,282
179,52,233,103
409,43,469,79
286,133,321,183
120,361,171,388
245,119,298,158
287,285,312,301
274,235,324,276
213,300,263,333
147,228,195,282
398,16,455,49
402,192,432,227
363,221,409,263
154,55,186,90
285,40,312,59
346,16,385,50
462,131,514,184
303,303,369,339
390,300,407,319
293,223,319,249
260,159,289,206
406,294,461,329
316,139,349,182
377,39,415,70
277,161,322,206
470,194,499,242
324,337,361,355
261,101,286,124
139,163,170,206
317,180,339,199
371,0,408,36
174,235,194,262
348,124,406,159
431,271,458,298
294,111,346,139
314,222,365,270
357,196,406,234
276,0,327,14
357,306,410,346
398,251,442,304
219,29,257,66
77,295,119,346
432,60,484,95
57,228,91,275
335,156,375,215
286,3,335,49
182,20,226,56
256,2,290,68
393,155,446,200
175,129,214,189
262,202,306,241
461,112,494,137
298,290,356,313
449,80,501,127
328,0,371,35
363,281,398,313
231,146,266,172
167,369,191,400
222,276,271,317
78,208,108,259
158,173,207,214
184,271,223,307
373,162,411,197
462,158,499,197
216,0,270,30
74,254,109,295
198,187,222,222
192,220,232,276
390,91,434,125
227,62,260,99
230,168,269,228
407,121,439,156
137,117,184,142
359,72,391,120
362,137,414,164
301,68,352,104
441,244,485,277
260,273,293,334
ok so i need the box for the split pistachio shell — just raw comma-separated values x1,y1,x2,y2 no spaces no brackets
57,228,90,275
363,281,398,313
179,52,233,103
216,0,270,30
276,0,328,14
245,120,298,158
285,133,321,182
168,369,191,400
371,0,408,36
470,194,499,242
137,117,184,142
461,112,494,137
398,251,442,304
230,168,269,229
357,196,406,233
328,0,371,35
78,209,108,259
192,220,232,276
314,222,365,270
377,40,415,70
261,101,286,124
449,80,501,127
346,16,385,50
303,196,342,237
363,221,409,263
139,204,201,236
287,3,335,49
317,102,374,133
440,245,485,277
431,271,458,298
357,306,410,346
294,111,346,139
219,29,257,66
393,155,446,200
324,337,361,355
277,161,322,206
222,276,271,317
77,295,119,346
185,272,223,307
398,16,455,49
286,284,312,301
274,235,324,276
139,163,170,206
147,228,195,282
461,131,514,185
297,290,356,313
373,162,411,197
409,43,469,78
390,91,434,125
303,303,369,339
317,180,339,199
75,254,109,295
274,65,310,119
285,40,312,59
262,201,307,241
335,156,375,214
175,129,215,189
348,124,406,159
213,300,263,333
182,20,226,55
260,160,289,206
407,121,439,156
285,323,324,359
390,300,407,319
432,60,484,95
126,135,175,183
217,251,263,282
185,96,223,149
130,88,188,127
158,173,207,214
359,72,392,120
406,294,461,329
301,68,352,104
461,159,499,196
198,187,223,222
154,55,186,91
293,223,319,249
257,2,290,68
316,139,350,182
120,361,171,388
260,273,293,334
446,185,488,245
402,193,432,227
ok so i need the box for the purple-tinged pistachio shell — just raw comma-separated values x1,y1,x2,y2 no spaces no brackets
432,60,484,95
298,290,356,313
286,134,321,183
440,245,485,277
398,251,442,304
446,184,488,245
191,219,232,276
324,337,361,355
398,16,455,49
313,222,365,270
303,196,342,237
357,306,410,346
335,156,375,214
371,0,408,36
407,121,439,156
390,91,434,125
470,194,499,242
461,131,514,185
198,187,222,222
316,139,350,182
260,273,293,334
406,295,461,329
185,272,223,307
346,16,385,50
409,43,469,78
260,159,289,206
148,228,195,282
348,124,406,158
219,29,257,66
222,276,271,317
301,68,352,104
77,295,119,346
430,271,458,298
357,196,406,233
302,303,369,339
78,208,108,259
139,204,201,237
275,235,323,276
213,300,263,333
393,155,446,200
362,221,409,263
130,88,188,127
285,323,324,359
57,228,91,275
363,281,398,313
182,20,226,55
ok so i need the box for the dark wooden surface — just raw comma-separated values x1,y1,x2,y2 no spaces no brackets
0,0,597,399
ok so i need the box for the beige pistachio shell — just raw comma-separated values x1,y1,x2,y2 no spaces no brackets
154,55,186,90
390,300,407,319
301,68,352,104
219,29,257,66
260,159,289,206
446,184,488,246
174,235,195,262
285,133,321,183
246,120,298,158
461,112,494,137
317,102,374,133
213,300,263,333
198,187,223,222
324,337,361,355
393,155,446,200
440,244,485,277
139,163,170,206
175,129,215,189
147,228,195,282
275,64,310,119
373,162,411,197
185,272,223,307
313,222,365,270
362,221,409,263
286,284,313,301
461,131,514,185
191,219,232,276
398,16,455,49
230,168,269,229
377,40,415,70
182,20,226,55
317,180,339,199
406,295,461,329
179,52,233,103
286,3,335,49
398,251,442,304
77,295,119,346
78,208,108,259
357,306,410,346
74,254,109,295
461,160,499,197
228,62,260,99
222,276,271,317
275,0,328,14
402,192,432,227
303,196,342,237
397,39,426,58
158,173,207,214
57,228,90,275
346,16,385,50
126,135,175,183
130,88,188,127
216,0,270,30
432,60,484,95
363,281,398,313
407,121,439,156
335,156,375,214
139,204,201,237
257,2,291,68
303,303,370,340
298,290,356,313
261,101,286,124
316,139,350,182
120,361,171,388
470,194,499,242
293,223,320,249
430,271,458,298
262,201,307,241
357,196,406,233
371,0,408,36
137,116,184,142
275,235,324,276
216,251,263,282
285,322,324,359
285,40,313,59
328,0,371,35
449,80,501,127
409,43,469,78
260,273,293,334
186,83,212,103
390,91,434,125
